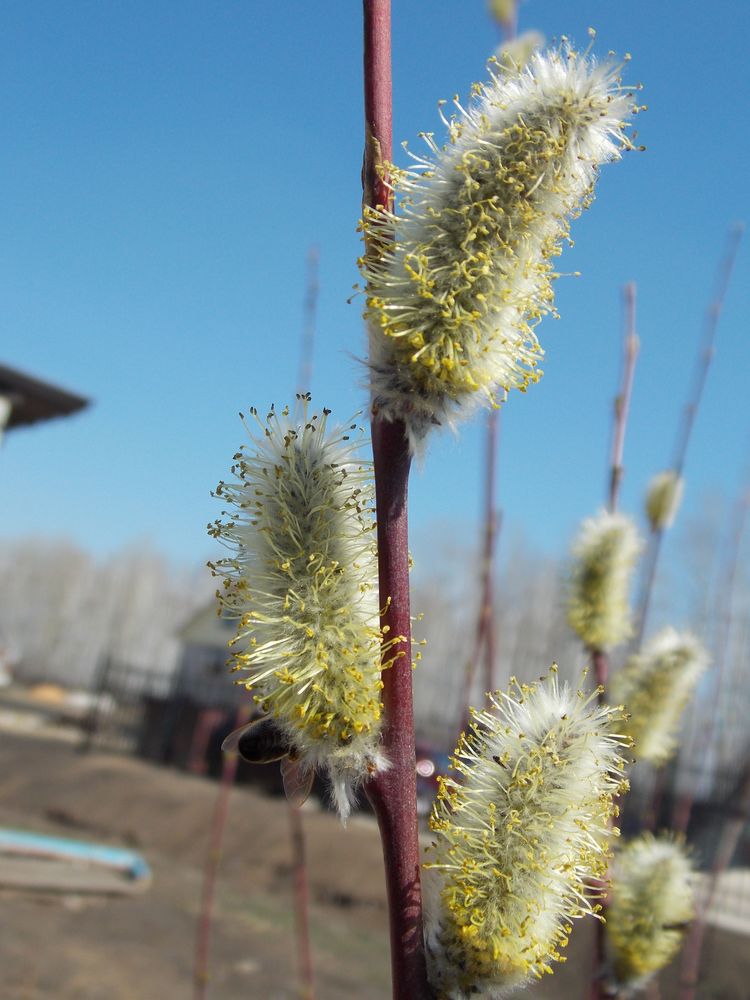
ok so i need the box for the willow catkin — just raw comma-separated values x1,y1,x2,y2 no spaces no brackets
360,41,639,450
567,510,643,651
644,469,684,531
610,627,708,765
608,834,695,990
208,397,392,819
424,667,629,997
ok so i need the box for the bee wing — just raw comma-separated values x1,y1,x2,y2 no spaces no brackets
280,756,315,808
222,716,290,763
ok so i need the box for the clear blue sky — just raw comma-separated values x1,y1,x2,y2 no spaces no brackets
1,1,748,575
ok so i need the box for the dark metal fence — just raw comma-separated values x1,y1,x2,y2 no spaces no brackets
80,657,174,754
77,656,283,793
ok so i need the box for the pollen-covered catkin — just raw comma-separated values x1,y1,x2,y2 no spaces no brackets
360,42,638,450
610,627,708,765
644,469,684,531
208,398,389,819
607,834,695,990
567,511,642,651
424,668,629,998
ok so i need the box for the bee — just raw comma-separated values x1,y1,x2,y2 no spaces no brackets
222,716,315,808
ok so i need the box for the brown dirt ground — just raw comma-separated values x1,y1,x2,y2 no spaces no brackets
0,730,747,999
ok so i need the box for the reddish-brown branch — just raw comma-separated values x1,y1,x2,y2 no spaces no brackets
362,4,430,998
608,284,639,514
362,0,392,216
193,706,248,1000
367,418,430,1000
591,649,609,695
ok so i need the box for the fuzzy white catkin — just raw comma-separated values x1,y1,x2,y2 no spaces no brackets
208,398,390,819
607,834,695,990
644,470,684,531
567,510,643,651
360,42,638,451
424,668,629,998
610,627,708,765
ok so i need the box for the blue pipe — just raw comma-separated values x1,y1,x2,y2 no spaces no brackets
0,828,151,881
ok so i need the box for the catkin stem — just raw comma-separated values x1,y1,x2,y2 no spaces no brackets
607,283,638,514
362,4,431,998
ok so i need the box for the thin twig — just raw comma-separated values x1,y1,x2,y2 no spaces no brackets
608,284,639,514
459,412,502,736
635,225,744,646
671,225,744,478
193,705,248,1000
362,3,430,998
